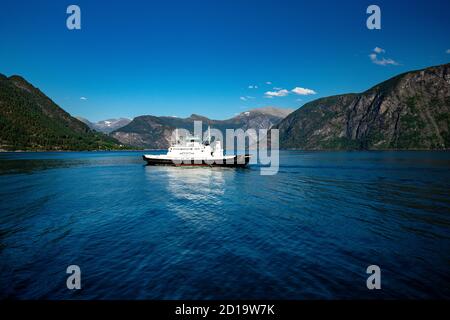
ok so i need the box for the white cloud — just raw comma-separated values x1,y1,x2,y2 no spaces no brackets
369,48,399,66
80,97,88,100
240,96,255,101
369,54,399,66
265,81,272,85
273,87,283,90
446,49,450,54
264,89,289,98
248,85,258,89
240,96,248,101
291,87,317,95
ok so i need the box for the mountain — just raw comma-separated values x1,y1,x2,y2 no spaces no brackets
75,116,95,129
76,117,131,133
0,74,127,151
274,63,450,150
111,107,293,149
231,107,293,130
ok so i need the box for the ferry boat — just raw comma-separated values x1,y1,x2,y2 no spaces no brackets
142,129,251,167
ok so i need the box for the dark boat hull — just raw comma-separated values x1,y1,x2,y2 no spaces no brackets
143,155,251,167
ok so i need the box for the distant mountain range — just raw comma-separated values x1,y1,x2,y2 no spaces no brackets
0,71,292,151
110,107,293,149
76,117,132,133
0,74,127,151
1,63,448,151
274,63,450,150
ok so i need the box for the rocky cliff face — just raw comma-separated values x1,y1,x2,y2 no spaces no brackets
111,107,293,149
275,63,450,150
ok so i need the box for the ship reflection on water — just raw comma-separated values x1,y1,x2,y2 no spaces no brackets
145,166,227,225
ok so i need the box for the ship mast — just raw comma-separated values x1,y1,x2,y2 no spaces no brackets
208,126,211,144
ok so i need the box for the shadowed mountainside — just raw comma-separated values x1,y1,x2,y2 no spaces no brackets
0,74,127,151
273,63,450,150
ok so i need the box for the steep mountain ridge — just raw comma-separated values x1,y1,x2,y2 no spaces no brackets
274,63,450,150
0,74,125,151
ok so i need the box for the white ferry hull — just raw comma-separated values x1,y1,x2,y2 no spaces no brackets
143,154,251,167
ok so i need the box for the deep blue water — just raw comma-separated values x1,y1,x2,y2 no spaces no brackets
0,151,449,299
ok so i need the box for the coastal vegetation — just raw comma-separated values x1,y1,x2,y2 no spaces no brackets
0,74,130,151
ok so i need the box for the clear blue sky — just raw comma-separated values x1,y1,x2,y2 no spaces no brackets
1,0,449,121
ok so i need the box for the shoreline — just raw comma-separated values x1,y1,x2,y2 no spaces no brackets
1,149,449,153
0,149,152,153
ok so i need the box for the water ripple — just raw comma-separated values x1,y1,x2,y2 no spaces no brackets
0,151,449,299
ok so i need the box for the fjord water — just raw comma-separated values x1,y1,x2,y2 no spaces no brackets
0,151,449,299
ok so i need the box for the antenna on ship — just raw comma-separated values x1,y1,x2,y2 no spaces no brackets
208,126,211,144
